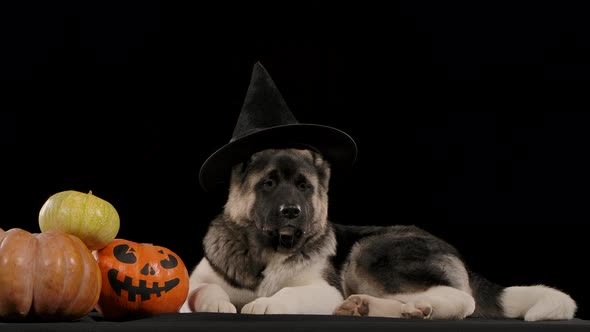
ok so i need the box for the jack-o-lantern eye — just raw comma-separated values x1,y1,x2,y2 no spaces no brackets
158,249,178,269
113,244,137,264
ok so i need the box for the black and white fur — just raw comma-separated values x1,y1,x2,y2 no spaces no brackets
181,148,577,320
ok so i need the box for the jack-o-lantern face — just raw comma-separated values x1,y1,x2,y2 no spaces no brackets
108,244,181,301
94,239,189,320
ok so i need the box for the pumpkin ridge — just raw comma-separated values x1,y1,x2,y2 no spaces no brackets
74,234,102,317
14,228,39,319
33,232,66,318
60,234,88,318
11,228,38,319
57,233,74,316
27,235,37,319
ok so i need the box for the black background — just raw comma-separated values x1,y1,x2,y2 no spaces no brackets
2,2,589,320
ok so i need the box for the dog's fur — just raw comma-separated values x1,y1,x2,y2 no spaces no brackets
181,148,577,320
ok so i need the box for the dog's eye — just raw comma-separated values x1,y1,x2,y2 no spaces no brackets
263,179,275,189
297,182,308,191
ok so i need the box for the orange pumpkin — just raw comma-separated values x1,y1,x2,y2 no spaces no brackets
94,239,189,320
0,228,102,321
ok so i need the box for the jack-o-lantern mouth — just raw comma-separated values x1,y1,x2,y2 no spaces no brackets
107,269,180,301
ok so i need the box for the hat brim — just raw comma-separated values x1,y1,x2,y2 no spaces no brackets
199,123,358,192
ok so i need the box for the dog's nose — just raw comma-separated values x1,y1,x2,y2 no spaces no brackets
280,205,301,219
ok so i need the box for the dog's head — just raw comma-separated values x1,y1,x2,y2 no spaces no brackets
223,148,331,253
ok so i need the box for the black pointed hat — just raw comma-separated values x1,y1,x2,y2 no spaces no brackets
199,62,357,192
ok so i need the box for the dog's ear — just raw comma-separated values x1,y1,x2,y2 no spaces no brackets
230,162,244,184
231,152,261,187
234,152,258,174
230,160,249,188
310,151,331,190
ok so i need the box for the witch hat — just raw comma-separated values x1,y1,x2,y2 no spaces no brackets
199,62,357,192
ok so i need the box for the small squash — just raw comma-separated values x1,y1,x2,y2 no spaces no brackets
0,228,102,321
94,239,190,320
39,190,120,250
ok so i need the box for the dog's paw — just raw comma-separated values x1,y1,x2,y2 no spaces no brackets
188,284,237,313
401,301,432,319
241,297,296,314
334,295,370,316
195,299,237,313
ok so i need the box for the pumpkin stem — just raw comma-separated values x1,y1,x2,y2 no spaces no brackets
89,190,93,196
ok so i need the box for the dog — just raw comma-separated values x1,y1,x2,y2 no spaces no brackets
180,147,577,320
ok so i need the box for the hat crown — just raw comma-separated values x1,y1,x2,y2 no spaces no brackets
231,62,298,142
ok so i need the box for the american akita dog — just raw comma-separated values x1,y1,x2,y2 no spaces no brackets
181,148,577,320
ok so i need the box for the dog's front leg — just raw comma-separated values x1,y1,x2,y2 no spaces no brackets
241,282,343,314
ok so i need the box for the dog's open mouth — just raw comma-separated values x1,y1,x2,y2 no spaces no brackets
277,226,304,249
265,225,305,250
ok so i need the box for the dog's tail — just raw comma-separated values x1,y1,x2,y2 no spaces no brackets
469,271,577,321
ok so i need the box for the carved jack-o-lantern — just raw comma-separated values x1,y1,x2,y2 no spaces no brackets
94,239,189,320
